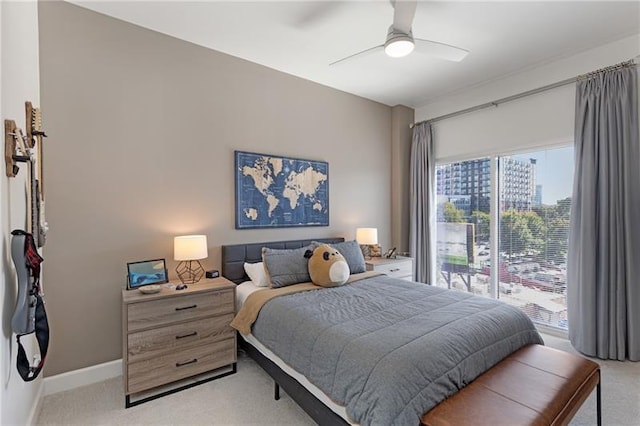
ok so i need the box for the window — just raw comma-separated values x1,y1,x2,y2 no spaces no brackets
435,146,574,330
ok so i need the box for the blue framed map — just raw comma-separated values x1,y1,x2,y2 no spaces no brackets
235,151,329,229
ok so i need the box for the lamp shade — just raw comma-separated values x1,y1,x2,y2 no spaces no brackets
174,235,208,261
356,228,378,245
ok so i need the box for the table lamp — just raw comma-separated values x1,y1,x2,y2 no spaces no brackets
174,235,207,284
356,227,378,259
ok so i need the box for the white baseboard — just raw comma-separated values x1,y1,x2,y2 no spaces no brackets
44,359,122,396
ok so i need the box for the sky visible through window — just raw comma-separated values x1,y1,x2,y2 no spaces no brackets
511,146,573,205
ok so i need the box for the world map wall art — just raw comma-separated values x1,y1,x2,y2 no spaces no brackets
234,151,329,229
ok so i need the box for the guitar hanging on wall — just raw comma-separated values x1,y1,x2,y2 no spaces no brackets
26,102,48,247
3,101,49,247
3,102,51,382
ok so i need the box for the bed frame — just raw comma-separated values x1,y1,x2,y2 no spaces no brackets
221,238,348,425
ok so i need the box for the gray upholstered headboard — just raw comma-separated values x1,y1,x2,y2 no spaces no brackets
221,238,345,284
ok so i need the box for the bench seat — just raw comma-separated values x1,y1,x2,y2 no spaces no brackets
421,344,601,426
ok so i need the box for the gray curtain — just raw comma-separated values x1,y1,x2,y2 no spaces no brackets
568,65,640,361
410,122,435,283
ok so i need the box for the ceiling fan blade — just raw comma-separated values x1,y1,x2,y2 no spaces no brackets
292,2,346,28
329,45,384,66
414,38,469,62
392,0,417,34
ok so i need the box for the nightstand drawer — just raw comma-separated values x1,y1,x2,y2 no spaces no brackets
372,260,412,278
366,257,414,281
127,313,235,363
127,289,234,332
127,337,236,394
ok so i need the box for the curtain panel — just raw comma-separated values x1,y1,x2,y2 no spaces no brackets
568,65,640,361
410,123,436,284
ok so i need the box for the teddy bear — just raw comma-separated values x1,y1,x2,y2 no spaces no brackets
304,244,350,287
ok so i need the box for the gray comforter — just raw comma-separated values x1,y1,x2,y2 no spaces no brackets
251,275,544,426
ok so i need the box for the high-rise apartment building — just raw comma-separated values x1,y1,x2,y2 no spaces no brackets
436,157,536,214
499,157,536,211
533,184,543,207
436,159,491,215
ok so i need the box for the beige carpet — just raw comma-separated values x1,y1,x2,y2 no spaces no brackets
36,333,639,425
540,333,640,426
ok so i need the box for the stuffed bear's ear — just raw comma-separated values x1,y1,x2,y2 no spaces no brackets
304,249,313,259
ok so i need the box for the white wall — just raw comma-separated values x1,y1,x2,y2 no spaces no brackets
1,1,43,424
415,35,640,162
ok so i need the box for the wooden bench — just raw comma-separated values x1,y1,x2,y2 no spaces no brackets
421,344,601,426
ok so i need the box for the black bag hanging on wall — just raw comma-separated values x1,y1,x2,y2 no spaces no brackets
11,229,49,382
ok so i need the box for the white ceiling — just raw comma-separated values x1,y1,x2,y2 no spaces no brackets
69,1,640,108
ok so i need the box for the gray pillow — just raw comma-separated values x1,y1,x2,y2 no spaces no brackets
312,240,366,274
262,245,313,288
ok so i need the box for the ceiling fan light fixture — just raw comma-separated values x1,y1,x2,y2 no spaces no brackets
384,29,415,58
330,2,469,66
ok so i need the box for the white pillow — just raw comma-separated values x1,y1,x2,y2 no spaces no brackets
236,281,266,308
244,262,269,287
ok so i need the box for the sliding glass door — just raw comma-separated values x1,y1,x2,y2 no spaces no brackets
435,146,574,330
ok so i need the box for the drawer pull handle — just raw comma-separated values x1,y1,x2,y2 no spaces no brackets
175,304,197,311
176,359,198,367
175,332,198,340
390,268,400,272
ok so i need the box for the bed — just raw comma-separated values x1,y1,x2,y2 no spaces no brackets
222,238,544,426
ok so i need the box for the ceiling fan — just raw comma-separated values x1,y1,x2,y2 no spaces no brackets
330,0,469,66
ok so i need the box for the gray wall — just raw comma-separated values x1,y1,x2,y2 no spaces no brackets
39,2,398,375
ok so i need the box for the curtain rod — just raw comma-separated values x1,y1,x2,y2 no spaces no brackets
410,57,639,128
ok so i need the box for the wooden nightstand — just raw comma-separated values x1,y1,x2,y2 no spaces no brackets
366,257,414,281
122,277,236,407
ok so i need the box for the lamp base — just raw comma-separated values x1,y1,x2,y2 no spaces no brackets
359,244,371,260
360,244,382,260
176,260,205,284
